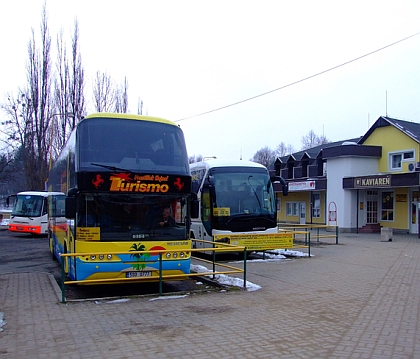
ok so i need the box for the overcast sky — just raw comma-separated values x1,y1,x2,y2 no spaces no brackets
1,1,420,161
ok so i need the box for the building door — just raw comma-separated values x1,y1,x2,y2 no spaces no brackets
299,202,306,224
366,190,378,224
410,190,418,234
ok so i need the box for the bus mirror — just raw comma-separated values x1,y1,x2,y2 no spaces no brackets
207,175,215,185
67,188,78,197
282,183,289,196
191,199,199,219
65,197,76,218
271,176,288,196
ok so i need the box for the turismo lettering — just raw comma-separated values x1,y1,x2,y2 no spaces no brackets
110,175,169,192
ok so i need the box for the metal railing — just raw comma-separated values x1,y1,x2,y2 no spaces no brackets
59,242,247,303
278,223,339,244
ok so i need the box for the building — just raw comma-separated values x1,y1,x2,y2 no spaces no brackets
274,116,420,234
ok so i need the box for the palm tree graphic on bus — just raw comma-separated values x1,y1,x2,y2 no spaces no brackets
129,243,150,270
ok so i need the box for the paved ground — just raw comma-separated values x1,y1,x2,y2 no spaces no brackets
1,232,420,358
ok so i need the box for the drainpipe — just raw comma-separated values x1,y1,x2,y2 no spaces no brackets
356,189,359,234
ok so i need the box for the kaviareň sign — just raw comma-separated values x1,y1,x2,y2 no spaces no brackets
354,175,391,188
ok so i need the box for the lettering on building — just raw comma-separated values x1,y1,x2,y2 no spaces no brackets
354,175,391,188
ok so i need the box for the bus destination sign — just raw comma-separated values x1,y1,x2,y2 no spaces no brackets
79,172,191,194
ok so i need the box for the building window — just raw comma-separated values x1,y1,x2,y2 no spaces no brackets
404,151,414,160
276,198,282,211
286,202,298,216
389,150,415,171
312,192,320,218
391,154,402,170
381,191,394,221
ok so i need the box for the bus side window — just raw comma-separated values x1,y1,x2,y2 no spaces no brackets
43,198,48,216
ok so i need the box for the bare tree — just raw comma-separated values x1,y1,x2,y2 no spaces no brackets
0,148,25,194
92,71,116,112
54,19,85,159
0,152,14,180
137,98,143,115
188,154,203,164
115,77,128,113
250,146,275,168
54,29,70,153
301,130,330,150
275,142,295,157
69,20,85,125
1,5,54,190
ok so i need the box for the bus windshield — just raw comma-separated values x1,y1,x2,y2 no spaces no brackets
12,194,46,218
76,193,189,242
78,117,189,174
210,167,276,231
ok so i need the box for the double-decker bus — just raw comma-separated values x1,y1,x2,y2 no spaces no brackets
190,159,291,251
48,113,193,283
8,191,65,236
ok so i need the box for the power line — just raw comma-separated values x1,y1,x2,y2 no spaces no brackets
176,31,420,123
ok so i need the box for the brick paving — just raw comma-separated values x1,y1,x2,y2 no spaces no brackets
1,233,420,358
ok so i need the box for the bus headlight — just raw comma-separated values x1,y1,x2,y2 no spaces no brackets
166,253,171,258
99,255,104,260
179,252,185,258
107,254,112,260
90,255,96,260
173,252,178,258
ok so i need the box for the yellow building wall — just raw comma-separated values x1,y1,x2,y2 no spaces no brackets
380,188,409,230
362,126,420,172
276,191,325,224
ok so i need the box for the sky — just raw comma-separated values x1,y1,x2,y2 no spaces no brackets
1,1,420,161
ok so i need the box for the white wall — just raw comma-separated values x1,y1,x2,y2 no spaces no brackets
326,156,378,231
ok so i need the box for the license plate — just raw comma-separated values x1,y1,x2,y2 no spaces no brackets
126,271,152,278
17,227,24,230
